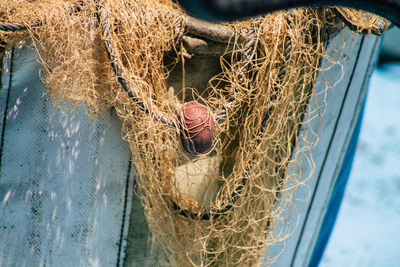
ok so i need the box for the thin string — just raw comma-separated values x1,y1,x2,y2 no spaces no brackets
97,0,177,129
0,5,292,221
172,12,294,220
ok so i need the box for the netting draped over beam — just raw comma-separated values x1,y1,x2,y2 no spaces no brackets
0,1,389,266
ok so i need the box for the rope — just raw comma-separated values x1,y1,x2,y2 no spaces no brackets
96,4,264,221
0,1,82,32
173,12,294,220
1,5,291,221
172,21,289,221
97,1,177,129
0,22,29,32
334,8,390,36
215,24,258,121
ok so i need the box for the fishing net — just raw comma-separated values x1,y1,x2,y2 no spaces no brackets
0,1,389,266
335,7,391,35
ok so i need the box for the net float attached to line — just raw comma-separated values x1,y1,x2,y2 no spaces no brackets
177,101,215,156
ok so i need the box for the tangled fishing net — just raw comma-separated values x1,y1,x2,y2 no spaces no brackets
0,1,389,266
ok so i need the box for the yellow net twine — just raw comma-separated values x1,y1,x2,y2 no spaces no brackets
0,1,389,266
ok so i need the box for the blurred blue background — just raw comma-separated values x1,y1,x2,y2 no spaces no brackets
320,27,400,267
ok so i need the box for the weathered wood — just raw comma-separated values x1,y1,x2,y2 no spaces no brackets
185,16,235,43
165,53,223,102
123,180,161,267
182,35,231,55
267,27,381,266
291,32,381,267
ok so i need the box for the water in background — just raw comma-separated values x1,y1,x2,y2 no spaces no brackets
320,63,400,267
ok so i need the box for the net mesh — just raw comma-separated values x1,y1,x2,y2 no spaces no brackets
0,1,388,266
335,7,391,35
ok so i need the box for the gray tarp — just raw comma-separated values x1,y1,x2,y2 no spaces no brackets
0,43,133,266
